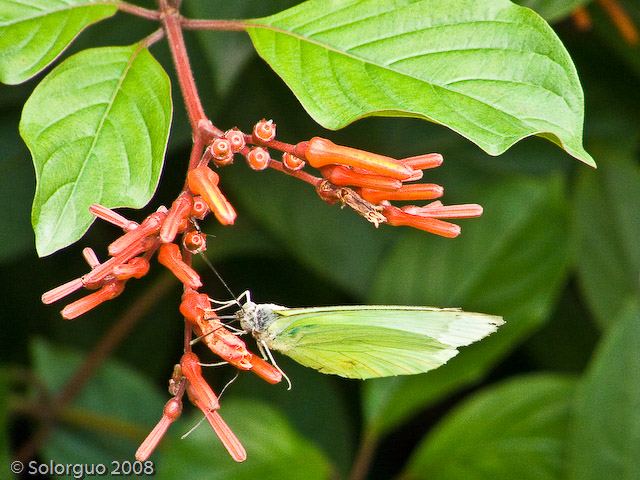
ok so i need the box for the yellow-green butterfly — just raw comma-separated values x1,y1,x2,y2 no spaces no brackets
230,292,504,380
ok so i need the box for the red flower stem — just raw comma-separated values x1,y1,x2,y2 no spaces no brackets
139,28,166,49
180,18,248,31
251,137,298,156
112,1,161,20
158,0,213,136
268,159,322,186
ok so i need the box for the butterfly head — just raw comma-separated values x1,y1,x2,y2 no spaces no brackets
237,301,279,341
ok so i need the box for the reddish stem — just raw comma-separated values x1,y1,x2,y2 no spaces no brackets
268,159,322,186
157,0,209,135
180,18,248,31
114,1,161,20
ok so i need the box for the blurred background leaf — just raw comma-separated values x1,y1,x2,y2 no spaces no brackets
567,300,640,480
158,401,334,480
402,374,577,480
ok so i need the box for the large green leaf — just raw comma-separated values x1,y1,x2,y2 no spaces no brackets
574,156,640,329
158,400,333,480
246,0,594,166
363,175,572,435
0,0,118,84
567,301,640,479
403,374,576,480
20,45,172,257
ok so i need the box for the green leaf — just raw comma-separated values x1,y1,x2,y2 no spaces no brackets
404,374,577,480
30,338,165,462
567,300,640,480
247,0,594,166
364,175,572,435
574,156,640,329
0,0,118,84
158,400,333,480
20,44,172,257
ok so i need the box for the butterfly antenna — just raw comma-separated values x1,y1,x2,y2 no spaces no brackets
261,340,292,390
218,370,240,399
197,361,229,367
189,323,240,346
198,252,243,310
181,411,209,439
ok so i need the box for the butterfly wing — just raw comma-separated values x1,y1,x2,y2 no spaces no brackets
264,306,503,379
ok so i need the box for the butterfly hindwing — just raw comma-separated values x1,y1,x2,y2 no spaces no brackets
269,323,458,379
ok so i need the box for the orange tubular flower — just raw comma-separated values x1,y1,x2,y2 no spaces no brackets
61,280,125,319
180,291,253,370
83,235,156,286
359,183,444,204
180,291,282,381
320,165,402,191
42,278,85,305
382,204,462,238
247,353,283,384
89,204,139,231
112,257,150,280
108,210,166,257
187,165,237,225
181,353,247,462
160,192,194,243
157,243,202,289
300,137,415,180
136,398,183,461
402,201,483,218
400,153,444,170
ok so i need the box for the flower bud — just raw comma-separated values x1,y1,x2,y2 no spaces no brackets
282,152,305,171
247,147,270,170
253,119,276,142
224,128,246,152
183,230,206,254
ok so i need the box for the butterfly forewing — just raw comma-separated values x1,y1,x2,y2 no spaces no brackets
266,306,504,348
257,305,504,379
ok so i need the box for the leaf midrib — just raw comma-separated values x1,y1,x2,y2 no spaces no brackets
46,45,141,240
246,20,574,128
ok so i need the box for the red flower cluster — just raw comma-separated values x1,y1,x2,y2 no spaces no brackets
41,118,485,462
